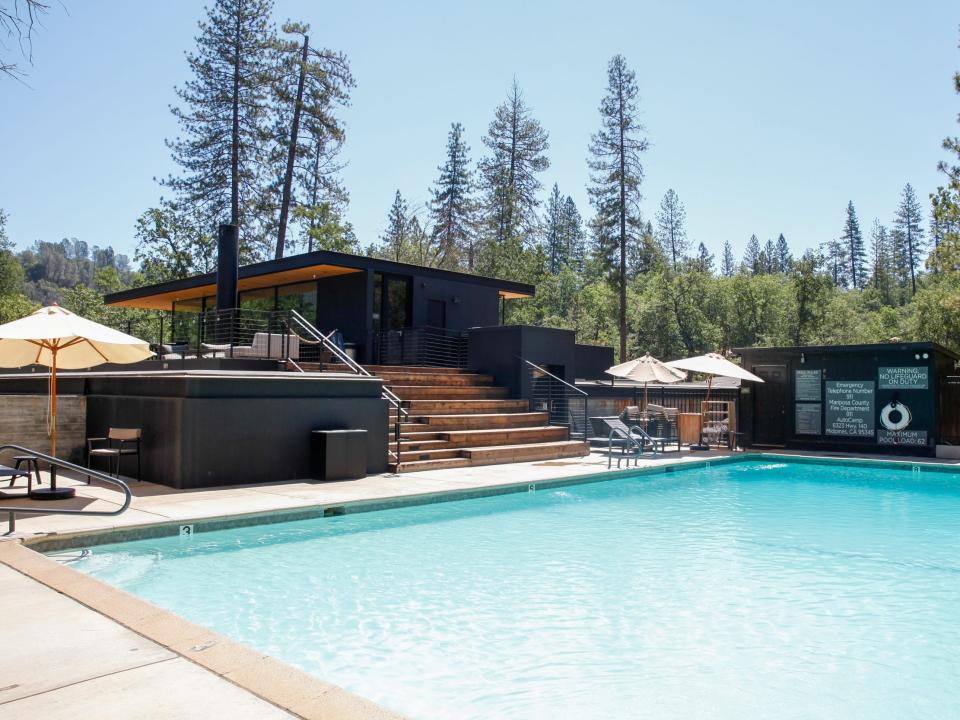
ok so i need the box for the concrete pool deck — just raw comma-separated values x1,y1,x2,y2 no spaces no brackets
3,448,958,719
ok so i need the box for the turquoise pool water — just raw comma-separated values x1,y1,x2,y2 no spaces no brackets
68,458,960,719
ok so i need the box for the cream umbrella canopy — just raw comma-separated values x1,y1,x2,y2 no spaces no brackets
0,305,153,499
605,354,687,410
666,352,764,449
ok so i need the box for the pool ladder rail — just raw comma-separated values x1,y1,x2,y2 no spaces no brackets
1,444,132,534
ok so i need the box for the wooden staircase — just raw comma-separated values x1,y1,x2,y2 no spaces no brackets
365,364,589,472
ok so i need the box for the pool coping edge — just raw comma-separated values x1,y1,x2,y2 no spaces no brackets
0,540,407,720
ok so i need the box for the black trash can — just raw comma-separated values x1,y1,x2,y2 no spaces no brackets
311,429,367,481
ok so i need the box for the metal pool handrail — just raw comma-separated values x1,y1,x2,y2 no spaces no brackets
1,444,132,534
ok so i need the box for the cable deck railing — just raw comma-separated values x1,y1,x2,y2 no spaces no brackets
520,357,590,440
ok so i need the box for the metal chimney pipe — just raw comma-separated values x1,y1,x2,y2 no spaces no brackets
216,224,239,311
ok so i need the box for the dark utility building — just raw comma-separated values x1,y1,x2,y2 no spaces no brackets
103,248,534,364
734,343,960,457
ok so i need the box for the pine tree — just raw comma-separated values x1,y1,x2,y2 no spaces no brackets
479,80,550,249
692,242,714,273
763,238,777,273
840,201,866,289
163,0,276,257
428,123,476,270
379,191,410,262
888,227,910,300
869,219,892,303
775,233,792,272
892,183,925,294
823,238,849,288
587,55,649,361
721,240,736,277
270,22,353,259
742,234,761,274
562,196,586,272
544,184,567,273
654,189,688,270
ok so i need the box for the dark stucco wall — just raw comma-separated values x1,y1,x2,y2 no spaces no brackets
0,371,388,488
410,273,500,332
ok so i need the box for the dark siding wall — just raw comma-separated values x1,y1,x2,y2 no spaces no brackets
316,271,370,356
411,274,500,332
738,344,950,456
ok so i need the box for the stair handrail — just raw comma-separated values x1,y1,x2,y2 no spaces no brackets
1,444,132,534
518,357,587,396
287,310,408,468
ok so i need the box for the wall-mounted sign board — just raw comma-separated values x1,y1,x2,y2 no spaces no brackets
795,403,821,435
877,429,927,446
795,369,821,401
825,381,875,437
878,367,928,390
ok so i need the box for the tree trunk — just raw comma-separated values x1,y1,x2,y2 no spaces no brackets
230,12,241,225
276,35,309,260
617,77,627,363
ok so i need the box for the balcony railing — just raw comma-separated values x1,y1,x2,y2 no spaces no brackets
373,326,468,368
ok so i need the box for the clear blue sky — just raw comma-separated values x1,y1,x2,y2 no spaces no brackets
2,0,957,264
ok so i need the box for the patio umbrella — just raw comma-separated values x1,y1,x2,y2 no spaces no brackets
605,354,687,410
666,352,764,450
0,305,153,499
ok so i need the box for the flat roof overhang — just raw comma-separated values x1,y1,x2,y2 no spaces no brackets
105,249,535,310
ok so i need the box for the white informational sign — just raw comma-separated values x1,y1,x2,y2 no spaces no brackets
877,429,928,446
795,403,822,435
825,381,875,437
795,369,822,401
878,366,929,390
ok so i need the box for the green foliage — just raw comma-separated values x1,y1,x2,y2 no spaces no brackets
429,122,476,270
134,200,217,283
479,80,550,250
162,0,277,257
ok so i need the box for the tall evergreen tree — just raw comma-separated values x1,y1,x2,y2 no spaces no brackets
479,80,550,249
379,191,410,262
655,189,688,270
562,196,586,272
892,183,925,294
742,234,761,274
163,0,276,257
270,22,353,259
587,54,648,361
429,122,476,270
840,201,866,289
869,219,892,302
544,184,567,273
763,238,778,273
692,242,714,273
775,233,792,272
721,240,736,277
824,238,849,288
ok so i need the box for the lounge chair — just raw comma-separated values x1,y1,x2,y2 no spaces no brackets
594,417,662,469
644,403,681,452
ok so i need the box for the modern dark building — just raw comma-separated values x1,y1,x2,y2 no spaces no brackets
104,249,535,365
734,342,960,457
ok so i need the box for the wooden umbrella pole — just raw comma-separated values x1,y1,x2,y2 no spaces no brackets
50,344,57,458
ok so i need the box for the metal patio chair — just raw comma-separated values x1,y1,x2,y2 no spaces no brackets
87,428,142,482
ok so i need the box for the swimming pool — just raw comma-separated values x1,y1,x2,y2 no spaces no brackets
66,457,960,719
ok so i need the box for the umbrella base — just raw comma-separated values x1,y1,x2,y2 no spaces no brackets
29,487,76,501
689,444,710,452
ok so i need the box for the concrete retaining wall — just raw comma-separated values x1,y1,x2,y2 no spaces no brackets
0,394,86,465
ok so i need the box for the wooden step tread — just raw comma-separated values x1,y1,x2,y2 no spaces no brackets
393,440,589,472
390,399,529,415
378,373,494,386
389,385,510,399
364,365,467,374
399,412,549,431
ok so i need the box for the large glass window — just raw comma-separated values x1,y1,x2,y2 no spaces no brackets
239,287,276,313
277,282,318,322
373,273,411,332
